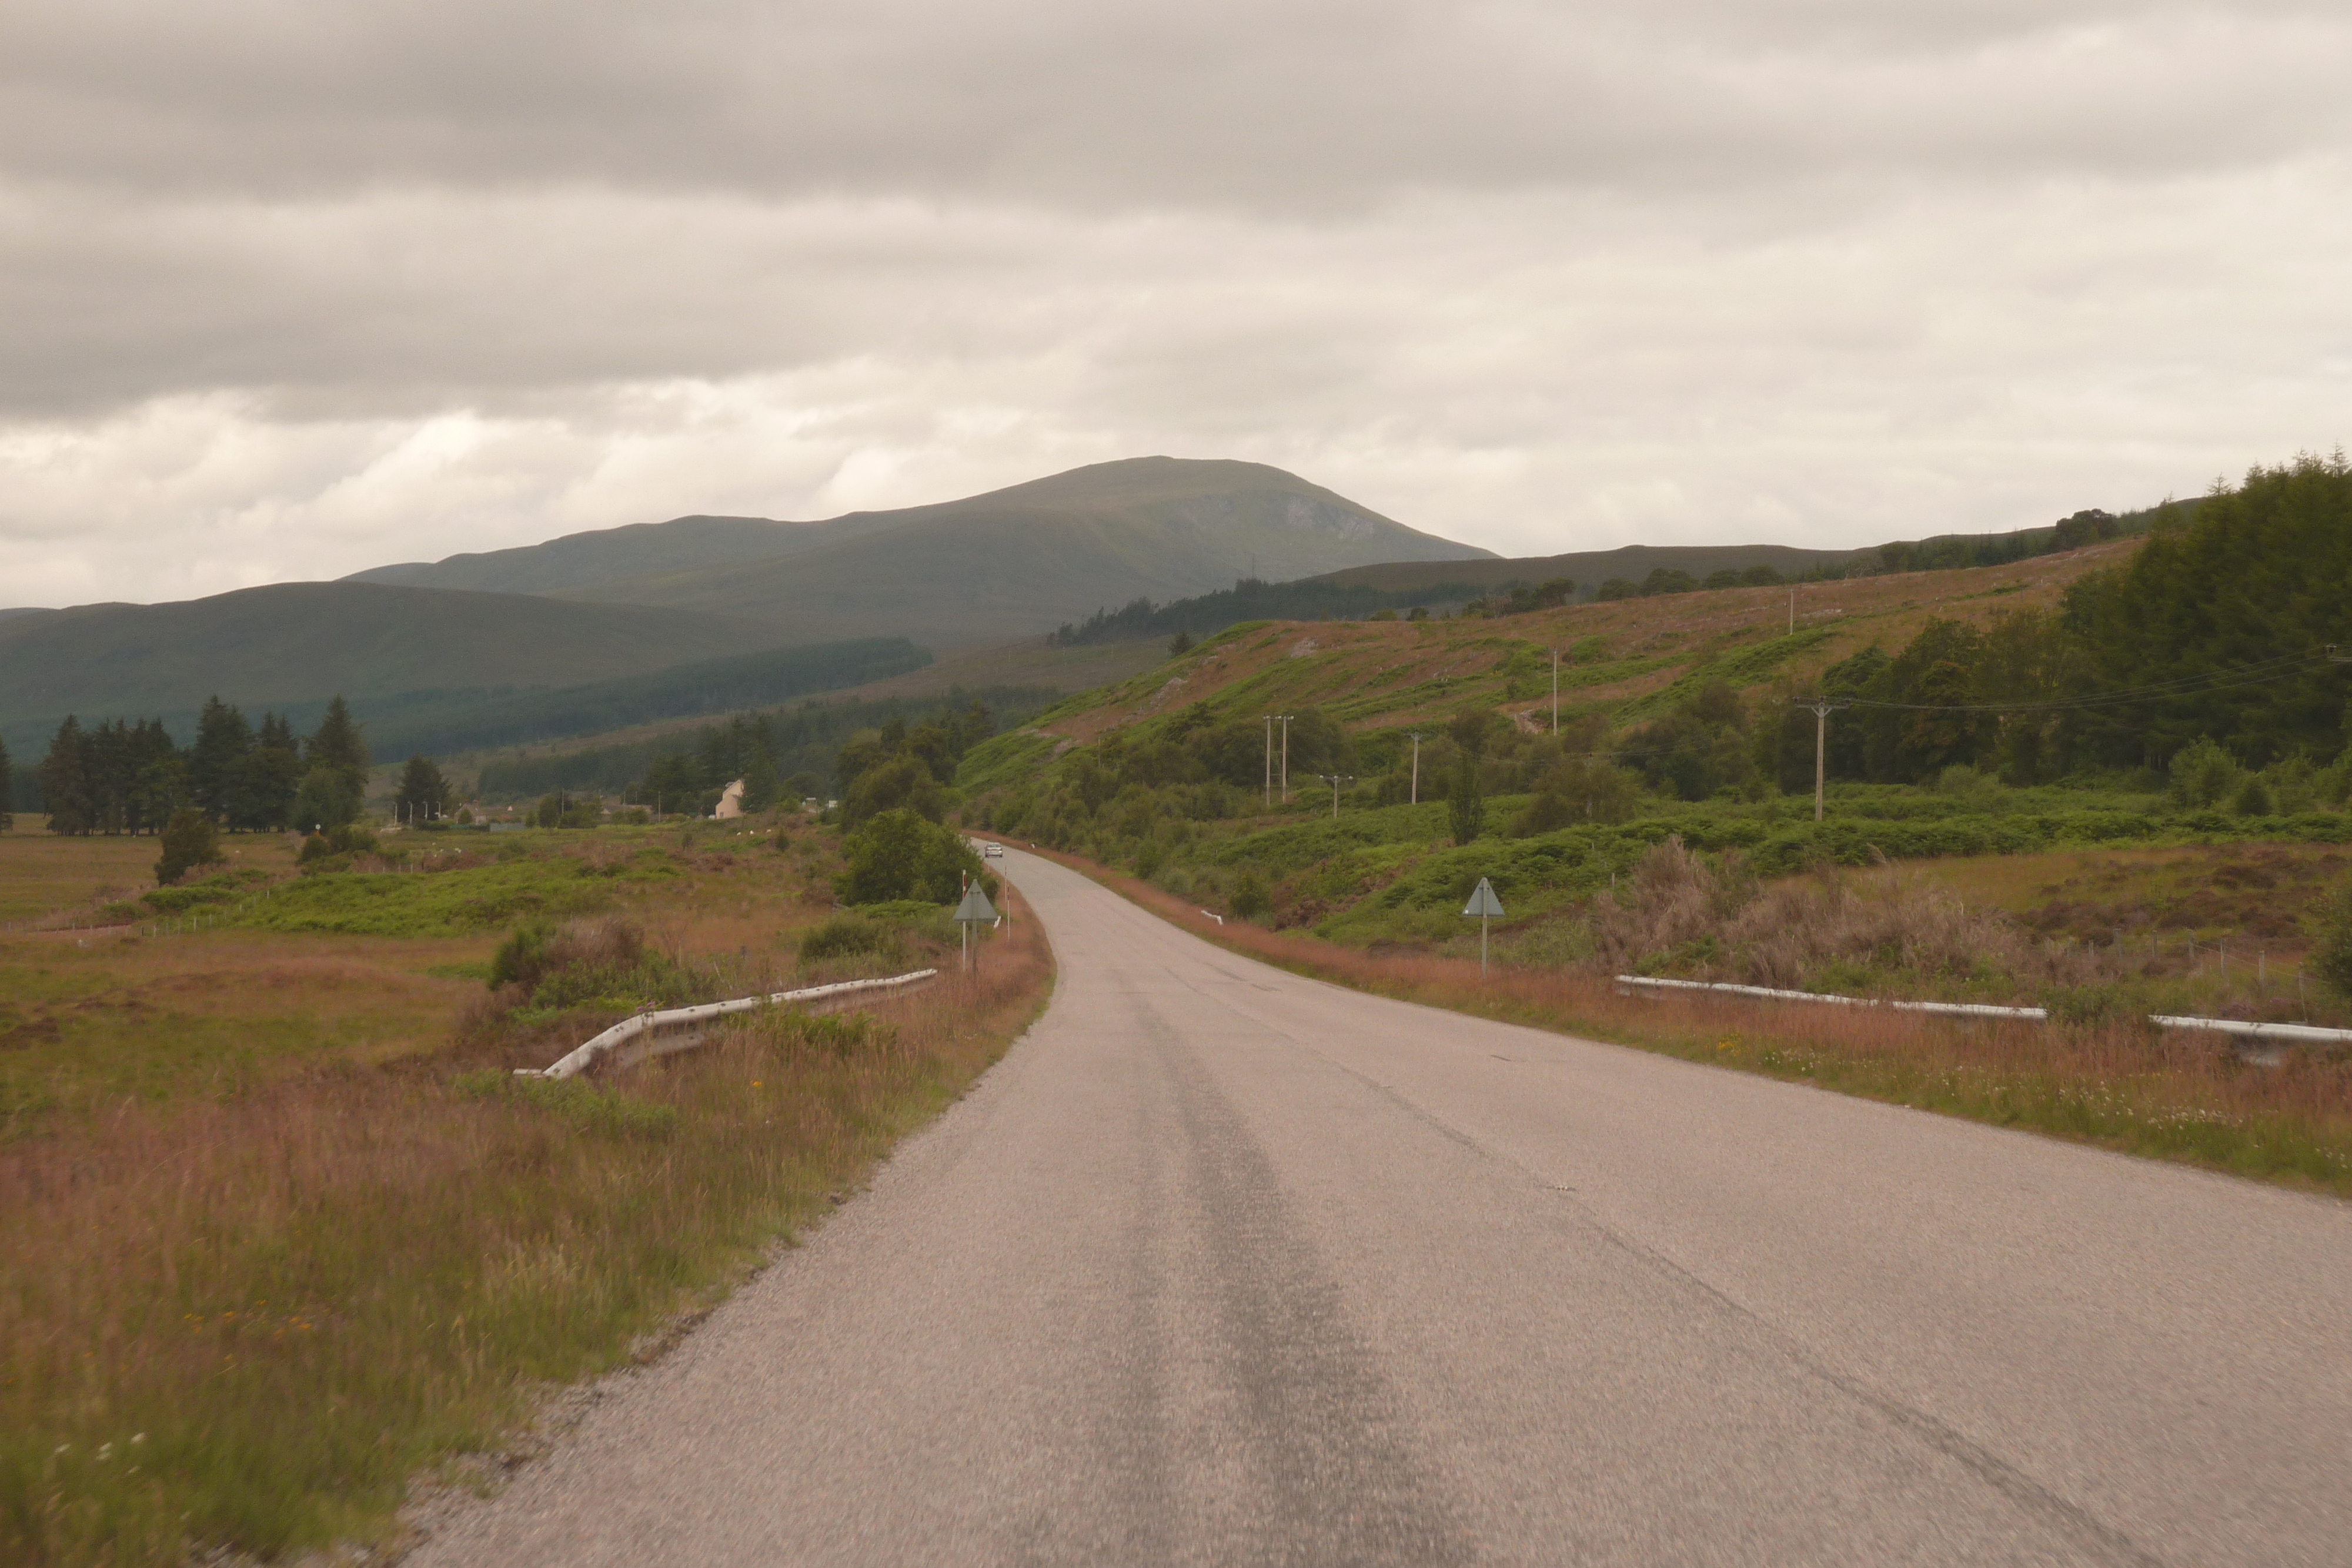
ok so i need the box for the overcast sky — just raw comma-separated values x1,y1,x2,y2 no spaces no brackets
5,0,2347,606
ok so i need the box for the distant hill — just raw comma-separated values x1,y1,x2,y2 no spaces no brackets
0,581,797,731
343,458,1492,652
343,513,902,595
358,638,931,760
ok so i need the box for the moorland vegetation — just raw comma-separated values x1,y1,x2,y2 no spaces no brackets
0,804,1044,1567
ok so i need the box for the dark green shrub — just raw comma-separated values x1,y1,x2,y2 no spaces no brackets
798,916,903,962
487,920,557,991
2169,737,2240,808
328,822,378,855
834,808,986,905
155,807,223,886
1230,870,1271,920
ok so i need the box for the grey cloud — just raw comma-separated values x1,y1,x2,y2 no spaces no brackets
3,0,2348,607
6,1,2346,207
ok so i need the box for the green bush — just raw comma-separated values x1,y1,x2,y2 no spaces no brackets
2169,737,2241,809
1230,870,1271,919
155,807,223,887
487,920,557,991
834,808,987,905
798,916,903,963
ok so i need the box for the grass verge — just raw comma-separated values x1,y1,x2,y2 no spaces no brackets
1018,843,2352,1198
0,886,1052,1566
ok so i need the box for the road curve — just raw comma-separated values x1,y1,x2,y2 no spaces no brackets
408,847,2352,1566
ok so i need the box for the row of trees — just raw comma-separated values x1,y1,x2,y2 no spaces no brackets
33,696,372,835
1594,564,1802,601
1759,457,2352,785
833,702,1002,827
1047,578,1473,647
620,697,1010,825
627,711,814,820
1873,507,2138,576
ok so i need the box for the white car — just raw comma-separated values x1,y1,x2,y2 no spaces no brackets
982,843,1004,858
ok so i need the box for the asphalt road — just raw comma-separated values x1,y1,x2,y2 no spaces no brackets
409,847,2352,1566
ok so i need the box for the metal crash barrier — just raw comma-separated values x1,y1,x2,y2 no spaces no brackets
1614,974,2352,1059
520,969,941,1081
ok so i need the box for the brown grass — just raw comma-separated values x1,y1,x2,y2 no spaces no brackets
0,824,299,928
1586,838,2107,994
0,831,1053,1567
1027,843,2352,1196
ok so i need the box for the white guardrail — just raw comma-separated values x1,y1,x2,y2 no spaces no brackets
520,968,941,1081
1618,982,2352,1067
1614,974,2352,1053
1615,975,2047,1019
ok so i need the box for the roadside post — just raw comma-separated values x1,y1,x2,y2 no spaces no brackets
1462,876,1504,979
953,884,998,974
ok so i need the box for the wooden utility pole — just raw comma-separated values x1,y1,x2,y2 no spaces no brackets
1797,700,1850,823
1408,733,1423,805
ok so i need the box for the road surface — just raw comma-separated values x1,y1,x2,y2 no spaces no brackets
409,847,2352,1566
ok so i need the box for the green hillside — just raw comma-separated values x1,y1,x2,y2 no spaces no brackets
1312,501,2191,600
343,512,898,594
546,457,1491,649
0,581,798,731
358,638,931,760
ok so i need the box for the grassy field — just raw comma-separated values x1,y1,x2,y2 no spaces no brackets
0,818,1052,1566
0,821,300,928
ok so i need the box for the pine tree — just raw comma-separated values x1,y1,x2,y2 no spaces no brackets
127,719,185,833
87,718,132,834
307,697,370,799
395,755,450,821
237,713,302,830
188,697,255,822
740,748,781,813
39,716,96,835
